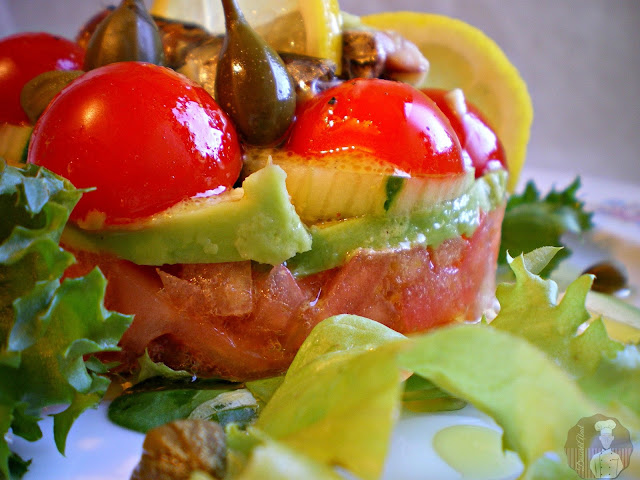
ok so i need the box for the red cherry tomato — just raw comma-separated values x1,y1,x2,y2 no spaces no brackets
422,88,506,177
286,78,464,175
28,62,242,226
0,32,85,125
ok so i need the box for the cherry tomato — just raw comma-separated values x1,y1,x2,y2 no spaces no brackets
0,32,85,125
28,62,242,226
286,78,465,176
422,88,506,177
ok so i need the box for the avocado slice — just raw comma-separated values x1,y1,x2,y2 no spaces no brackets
61,164,312,265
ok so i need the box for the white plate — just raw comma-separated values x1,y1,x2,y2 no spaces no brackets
9,170,640,480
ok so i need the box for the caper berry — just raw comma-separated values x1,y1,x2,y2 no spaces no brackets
215,0,296,146
84,0,165,71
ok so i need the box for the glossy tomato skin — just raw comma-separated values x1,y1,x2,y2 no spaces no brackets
28,62,242,226
0,32,85,125
422,88,506,177
286,78,465,176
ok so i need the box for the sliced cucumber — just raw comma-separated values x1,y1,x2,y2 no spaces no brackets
0,123,32,166
243,149,475,223
386,172,475,216
287,170,506,276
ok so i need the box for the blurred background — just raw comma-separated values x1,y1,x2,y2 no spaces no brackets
1,0,639,187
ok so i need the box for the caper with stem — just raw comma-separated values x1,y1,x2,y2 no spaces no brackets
84,0,165,71
215,0,296,146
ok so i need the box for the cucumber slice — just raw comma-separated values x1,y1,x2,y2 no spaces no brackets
287,170,506,276
244,149,475,223
0,124,32,166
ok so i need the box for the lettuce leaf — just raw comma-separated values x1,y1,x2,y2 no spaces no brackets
398,325,597,475
578,344,640,418
235,433,344,480
255,316,406,480
247,315,605,479
491,248,640,421
0,161,132,479
492,249,622,376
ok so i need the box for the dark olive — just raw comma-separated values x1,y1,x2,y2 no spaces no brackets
20,70,84,123
215,0,296,146
583,260,629,294
83,0,165,71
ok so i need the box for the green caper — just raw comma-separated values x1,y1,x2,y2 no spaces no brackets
83,0,165,71
583,260,629,294
20,70,84,124
215,0,296,146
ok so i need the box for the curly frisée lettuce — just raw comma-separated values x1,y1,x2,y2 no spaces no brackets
491,248,640,421
0,160,132,479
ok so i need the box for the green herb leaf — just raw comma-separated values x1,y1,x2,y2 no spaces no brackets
402,374,466,412
108,377,242,433
7,453,30,480
499,178,593,275
6,403,40,442
135,350,193,384
245,376,284,406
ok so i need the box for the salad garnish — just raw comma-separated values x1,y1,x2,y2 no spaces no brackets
1,158,632,479
0,161,131,479
499,178,594,276
230,248,638,479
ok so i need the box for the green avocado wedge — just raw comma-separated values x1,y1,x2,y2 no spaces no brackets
61,164,312,266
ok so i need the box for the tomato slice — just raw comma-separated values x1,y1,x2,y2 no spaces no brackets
28,62,242,226
286,78,465,176
422,88,507,177
0,32,85,125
